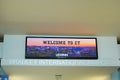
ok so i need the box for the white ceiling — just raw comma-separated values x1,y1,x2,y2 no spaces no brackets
0,0,120,41
0,0,120,80
3,66,118,80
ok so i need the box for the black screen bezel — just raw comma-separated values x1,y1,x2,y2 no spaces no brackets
25,36,98,59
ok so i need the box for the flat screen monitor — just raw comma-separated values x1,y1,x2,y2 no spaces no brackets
25,37,98,59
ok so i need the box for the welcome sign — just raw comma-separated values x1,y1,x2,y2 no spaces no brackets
25,37,98,59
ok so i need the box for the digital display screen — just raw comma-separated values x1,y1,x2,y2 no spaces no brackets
25,37,98,59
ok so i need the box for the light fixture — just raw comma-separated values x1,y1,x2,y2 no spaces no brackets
55,75,62,80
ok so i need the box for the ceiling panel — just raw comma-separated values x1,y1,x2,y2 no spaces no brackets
3,66,118,80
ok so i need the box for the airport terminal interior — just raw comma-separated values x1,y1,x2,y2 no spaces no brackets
0,0,120,80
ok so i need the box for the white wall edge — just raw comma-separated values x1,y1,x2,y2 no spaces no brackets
117,44,120,60
0,42,3,58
